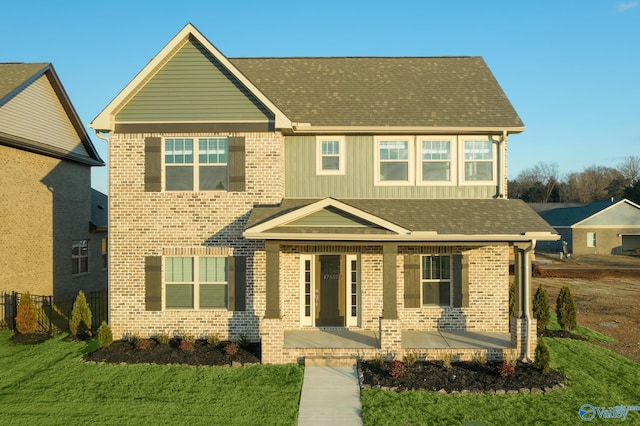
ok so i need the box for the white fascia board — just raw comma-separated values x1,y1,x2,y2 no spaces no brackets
90,23,292,132
245,198,410,235
243,232,561,242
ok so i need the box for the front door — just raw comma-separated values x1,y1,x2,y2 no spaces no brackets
315,255,345,327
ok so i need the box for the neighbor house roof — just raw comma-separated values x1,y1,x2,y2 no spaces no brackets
90,189,108,231
532,199,640,227
245,198,557,242
92,23,524,134
0,63,104,166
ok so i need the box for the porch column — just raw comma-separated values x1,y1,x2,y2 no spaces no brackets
382,243,398,319
264,241,280,319
510,242,537,362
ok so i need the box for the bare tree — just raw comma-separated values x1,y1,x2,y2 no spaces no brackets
514,162,560,202
617,156,640,184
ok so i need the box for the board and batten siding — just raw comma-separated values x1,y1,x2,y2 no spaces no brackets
115,37,272,123
0,74,89,157
285,135,497,198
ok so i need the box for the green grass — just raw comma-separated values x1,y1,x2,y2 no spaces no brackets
0,331,303,425
362,337,640,425
547,312,616,343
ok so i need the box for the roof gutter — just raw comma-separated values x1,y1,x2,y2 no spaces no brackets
290,124,525,135
242,231,560,242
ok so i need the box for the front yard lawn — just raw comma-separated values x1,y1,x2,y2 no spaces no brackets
361,337,640,425
0,331,303,425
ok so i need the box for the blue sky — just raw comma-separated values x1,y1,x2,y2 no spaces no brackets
2,0,638,195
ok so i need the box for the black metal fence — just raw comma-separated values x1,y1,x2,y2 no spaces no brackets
0,290,108,334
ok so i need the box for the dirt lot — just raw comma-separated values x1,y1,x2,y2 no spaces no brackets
531,254,640,362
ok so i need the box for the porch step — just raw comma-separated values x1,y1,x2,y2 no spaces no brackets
304,355,357,367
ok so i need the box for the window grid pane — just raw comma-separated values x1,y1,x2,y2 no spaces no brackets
421,255,451,306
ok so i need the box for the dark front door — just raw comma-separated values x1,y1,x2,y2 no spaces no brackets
315,255,345,327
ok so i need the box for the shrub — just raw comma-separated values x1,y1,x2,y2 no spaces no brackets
532,286,551,332
238,334,250,349
508,282,515,317
389,360,407,379
372,353,385,368
224,342,239,356
206,333,220,346
179,339,195,352
556,286,577,331
535,339,551,373
155,332,171,345
69,291,92,337
471,351,487,366
15,292,38,334
403,352,417,367
136,338,153,350
497,362,516,378
441,353,452,369
97,321,113,347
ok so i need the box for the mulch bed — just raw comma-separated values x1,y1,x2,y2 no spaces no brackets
84,338,261,366
10,332,52,344
359,360,566,393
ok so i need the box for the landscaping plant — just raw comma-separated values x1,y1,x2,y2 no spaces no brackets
556,286,576,331
534,339,551,373
389,360,407,379
532,286,551,333
69,291,92,337
15,292,38,334
508,282,515,317
97,321,113,347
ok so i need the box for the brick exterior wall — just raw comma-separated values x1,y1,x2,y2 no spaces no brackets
0,145,106,302
107,132,283,340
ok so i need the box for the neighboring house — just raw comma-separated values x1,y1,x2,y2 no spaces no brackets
532,199,640,255
0,63,106,304
90,24,557,364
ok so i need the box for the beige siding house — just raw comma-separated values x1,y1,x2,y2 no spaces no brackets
0,63,106,304
91,24,558,364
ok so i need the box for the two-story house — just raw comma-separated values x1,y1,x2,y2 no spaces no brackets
91,24,557,364
0,63,106,309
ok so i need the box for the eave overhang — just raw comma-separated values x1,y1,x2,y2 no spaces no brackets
288,125,525,135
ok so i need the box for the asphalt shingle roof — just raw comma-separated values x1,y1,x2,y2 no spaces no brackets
531,201,616,227
247,198,555,236
0,63,48,103
230,57,524,128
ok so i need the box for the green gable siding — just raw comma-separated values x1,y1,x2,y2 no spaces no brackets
116,37,272,123
284,135,495,198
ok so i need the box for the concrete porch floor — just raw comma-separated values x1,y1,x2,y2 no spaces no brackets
284,329,512,350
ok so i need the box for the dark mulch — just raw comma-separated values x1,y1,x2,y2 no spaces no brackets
84,338,261,366
359,360,566,393
10,333,51,344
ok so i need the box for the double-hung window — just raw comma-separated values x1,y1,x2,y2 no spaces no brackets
317,136,345,175
72,240,89,275
376,137,412,184
164,137,229,191
462,139,495,183
421,255,451,306
587,232,596,248
165,256,228,310
419,138,454,184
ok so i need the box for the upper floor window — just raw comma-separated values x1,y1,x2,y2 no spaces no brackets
316,136,345,175
462,140,495,183
419,138,455,185
375,137,413,185
164,137,228,191
165,256,228,310
72,240,88,275
421,255,451,307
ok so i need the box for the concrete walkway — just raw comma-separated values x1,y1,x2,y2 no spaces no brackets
297,365,363,426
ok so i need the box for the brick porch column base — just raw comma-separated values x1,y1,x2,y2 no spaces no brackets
510,317,538,362
379,317,402,358
260,317,284,364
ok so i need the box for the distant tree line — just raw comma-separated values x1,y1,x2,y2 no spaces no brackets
509,156,640,204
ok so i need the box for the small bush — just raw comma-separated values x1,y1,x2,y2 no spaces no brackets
206,333,220,346
389,360,407,379
16,292,38,334
403,352,418,367
508,282,515,317
182,333,195,343
97,322,113,347
155,333,171,345
556,286,577,331
471,351,487,366
179,339,195,352
535,339,551,373
372,353,385,368
503,350,517,366
238,334,250,349
441,353,452,369
69,291,92,337
224,342,239,355
497,362,516,378
532,286,551,332
135,338,153,350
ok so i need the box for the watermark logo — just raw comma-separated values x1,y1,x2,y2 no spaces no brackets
579,404,640,421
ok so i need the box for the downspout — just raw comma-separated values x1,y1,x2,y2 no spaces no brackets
497,130,507,198
521,239,536,362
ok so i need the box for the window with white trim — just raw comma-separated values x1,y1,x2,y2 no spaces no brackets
418,138,455,184
421,255,451,306
164,137,228,191
165,256,228,309
462,139,495,183
375,137,413,184
316,136,345,175
587,232,596,247
72,240,89,275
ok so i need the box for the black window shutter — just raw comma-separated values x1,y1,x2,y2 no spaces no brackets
228,136,245,192
144,137,162,192
452,254,469,308
228,256,246,311
145,256,162,311
404,254,421,308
